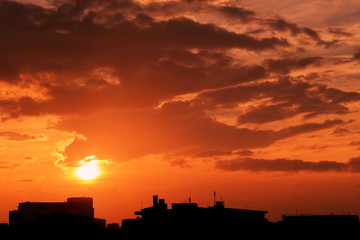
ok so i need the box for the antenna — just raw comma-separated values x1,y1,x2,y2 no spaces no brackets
189,189,192,203
214,191,216,206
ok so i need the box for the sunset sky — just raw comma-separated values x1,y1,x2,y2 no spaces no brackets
1,0,360,224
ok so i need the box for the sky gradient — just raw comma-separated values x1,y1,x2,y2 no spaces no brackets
1,0,360,223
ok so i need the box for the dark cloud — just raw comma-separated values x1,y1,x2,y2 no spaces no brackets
328,28,353,37
265,56,323,74
0,0,288,84
138,0,257,24
0,62,270,120
215,157,354,173
55,100,344,166
332,127,351,135
169,159,192,168
196,78,360,124
277,119,344,138
216,6,255,23
0,57,19,82
265,17,302,36
265,17,339,48
347,157,360,172
301,27,340,48
196,78,360,123
350,141,360,146
0,131,44,141
302,27,322,42
57,101,282,164
325,87,360,103
0,0,291,122
354,48,360,60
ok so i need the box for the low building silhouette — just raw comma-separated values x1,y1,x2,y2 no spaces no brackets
107,223,120,230
281,213,359,227
8,197,106,238
275,214,360,239
122,195,268,237
9,197,94,227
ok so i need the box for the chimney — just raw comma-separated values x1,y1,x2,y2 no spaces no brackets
153,195,159,207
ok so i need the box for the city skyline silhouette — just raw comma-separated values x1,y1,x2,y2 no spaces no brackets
1,195,360,239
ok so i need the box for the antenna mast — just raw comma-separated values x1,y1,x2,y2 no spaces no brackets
214,191,216,206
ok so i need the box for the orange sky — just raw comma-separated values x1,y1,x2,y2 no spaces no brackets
1,0,360,224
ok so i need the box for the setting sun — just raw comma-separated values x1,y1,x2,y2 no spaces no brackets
76,160,100,180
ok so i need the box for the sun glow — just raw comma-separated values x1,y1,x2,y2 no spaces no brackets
76,156,100,180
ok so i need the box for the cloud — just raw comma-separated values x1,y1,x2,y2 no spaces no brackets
354,48,360,60
54,100,344,166
169,159,191,168
348,157,360,172
350,141,360,146
265,56,323,74
277,119,344,138
141,1,256,23
0,131,44,141
214,157,360,173
196,78,360,124
0,161,20,169
265,17,339,48
0,0,288,83
265,17,302,36
328,28,353,37
332,127,351,136
17,179,34,182
0,62,270,120
55,101,281,165
216,6,255,23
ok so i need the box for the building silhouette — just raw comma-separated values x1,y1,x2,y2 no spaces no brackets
122,195,269,237
9,197,94,227
8,197,105,238
281,214,359,226
107,222,120,230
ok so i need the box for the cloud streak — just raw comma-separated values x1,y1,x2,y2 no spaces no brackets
215,157,360,173
0,131,44,141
